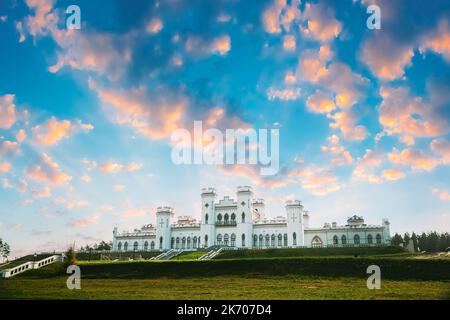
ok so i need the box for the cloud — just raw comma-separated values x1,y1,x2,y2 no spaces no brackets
267,87,301,101
8,223,21,230
16,129,27,143
382,169,405,181
32,117,93,146
432,188,450,201
431,138,450,164
352,149,383,184
306,90,336,114
288,165,341,196
388,148,440,171
0,141,21,157
81,175,92,183
379,86,449,143
121,208,148,218
300,2,342,43
146,18,163,34
2,178,12,189
0,94,17,129
321,135,353,166
31,186,52,198
282,35,296,51
327,111,368,141
0,162,11,173
297,45,333,83
67,214,100,228
26,153,72,185
53,197,89,210
113,184,126,192
185,34,231,56
99,161,143,174
420,19,450,62
262,0,286,34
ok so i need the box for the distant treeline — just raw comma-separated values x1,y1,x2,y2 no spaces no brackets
391,232,450,252
79,241,112,252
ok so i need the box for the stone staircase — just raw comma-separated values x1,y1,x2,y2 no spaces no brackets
199,247,224,260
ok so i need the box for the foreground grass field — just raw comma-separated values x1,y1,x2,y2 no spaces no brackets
1,253,449,300
1,275,449,300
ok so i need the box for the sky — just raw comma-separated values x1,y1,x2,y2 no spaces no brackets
0,0,449,258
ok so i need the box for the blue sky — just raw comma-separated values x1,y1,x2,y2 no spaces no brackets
0,0,449,258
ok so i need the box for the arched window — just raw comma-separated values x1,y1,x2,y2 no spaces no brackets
293,232,297,246
253,235,257,247
265,234,270,247
259,235,263,248
278,234,282,247
367,234,373,244
224,213,229,224
193,237,197,249
205,214,208,224
176,237,180,249
171,237,175,249
271,234,276,247
224,234,229,246
354,234,360,245
159,237,163,249
144,241,149,251
187,237,191,249
231,213,236,223
117,242,122,251
342,235,347,245
217,214,222,222
242,234,246,247
124,242,128,251
242,212,245,223
284,234,288,247
376,234,382,244
205,235,208,247
182,237,186,249
231,234,236,247
151,241,155,250
333,235,339,245
217,234,222,245
311,236,322,248
133,241,139,251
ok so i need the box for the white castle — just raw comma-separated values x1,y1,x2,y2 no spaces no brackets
112,186,391,252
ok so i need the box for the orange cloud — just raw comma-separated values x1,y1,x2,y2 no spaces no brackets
146,18,163,34
32,117,93,146
431,139,450,164
210,35,231,55
0,162,11,173
99,161,143,174
382,169,405,181
306,90,336,114
31,186,52,198
67,214,100,228
352,149,383,184
321,135,353,166
300,2,342,42
388,148,440,171
16,129,27,143
26,153,72,185
289,165,341,196
0,141,21,157
0,94,16,129
327,111,368,141
432,188,450,201
283,35,296,51
420,19,450,62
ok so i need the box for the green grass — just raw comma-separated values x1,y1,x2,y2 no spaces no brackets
76,251,160,261
171,251,208,261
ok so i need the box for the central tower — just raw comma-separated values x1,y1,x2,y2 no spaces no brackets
200,187,216,248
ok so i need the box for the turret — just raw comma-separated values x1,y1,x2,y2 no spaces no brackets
285,200,304,247
382,218,390,243
237,186,254,248
156,206,174,250
252,198,265,222
200,187,217,248
303,210,310,229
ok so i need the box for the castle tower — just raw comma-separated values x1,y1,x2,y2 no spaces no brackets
156,206,174,250
286,200,304,247
302,211,310,229
237,186,254,248
252,199,265,222
200,187,216,248
382,218,390,243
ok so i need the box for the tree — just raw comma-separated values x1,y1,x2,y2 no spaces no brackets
0,238,11,262
390,233,403,246
65,246,77,265
411,232,419,252
96,241,112,251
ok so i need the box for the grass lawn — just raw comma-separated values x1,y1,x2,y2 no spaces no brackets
1,275,449,300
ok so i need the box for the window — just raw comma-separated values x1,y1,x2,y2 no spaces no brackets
311,236,322,248
176,237,180,249
217,234,222,245
293,232,297,246
231,234,236,247
151,241,155,250
253,235,257,247
205,235,208,247
159,237,163,249
242,212,245,223
224,234,229,246
278,234,282,247
259,235,263,248
271,234,275,247
354,234,360,245
231,213,236,222
333,235,338,245
182,237,186,249
376,234,382,244
217,214,222,222
187,237,191,249
133,242,139,251
205,214,208,224
224,214,229,224
242,234,246,247
265,234,270,247
342,235,347,245
117,242,122,251
124,242,128,251
144,241,149,251
171,237,175,249
284,234,288,247
367,234,373,244
193,237,197,249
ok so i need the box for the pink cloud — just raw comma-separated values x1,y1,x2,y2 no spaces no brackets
420,19,450,62
306,90,336,114
300,2,342,43
382,169,405,181
32,117,93,146
288,165,341,196
146,18,163,34
388,148,440,171
432,188,450,201
26,153,72,185
0,141,21,157
431,138,450,164
67,214,100,228
0,94,17,129
0,162,11,173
